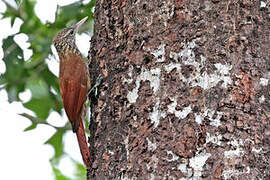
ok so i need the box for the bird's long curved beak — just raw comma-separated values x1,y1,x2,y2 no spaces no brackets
74,17,88,32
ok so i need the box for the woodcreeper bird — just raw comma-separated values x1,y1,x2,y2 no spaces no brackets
53,17,91,169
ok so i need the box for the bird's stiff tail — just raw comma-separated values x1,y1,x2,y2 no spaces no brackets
76,120,92,169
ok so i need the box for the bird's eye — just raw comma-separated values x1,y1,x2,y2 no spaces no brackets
70,29,74,35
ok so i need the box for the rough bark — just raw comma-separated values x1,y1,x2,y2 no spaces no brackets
88,0,270,179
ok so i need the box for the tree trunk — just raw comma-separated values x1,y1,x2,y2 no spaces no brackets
88,0,270,179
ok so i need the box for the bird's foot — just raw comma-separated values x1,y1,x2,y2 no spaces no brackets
88,75,103,97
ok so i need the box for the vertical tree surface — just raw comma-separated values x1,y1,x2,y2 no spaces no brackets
88,0,270,179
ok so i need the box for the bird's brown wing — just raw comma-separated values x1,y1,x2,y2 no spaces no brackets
59,54,90,132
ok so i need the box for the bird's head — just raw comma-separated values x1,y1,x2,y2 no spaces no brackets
53,17,88,55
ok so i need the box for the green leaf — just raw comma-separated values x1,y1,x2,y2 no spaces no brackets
27,79,49,98
40,66,60,93
58,3,81,23
24,97,53,120
24,122,37,131
2,2,18,21
22,0,35,19
2,36,28,102
23,78,61,120
51,162,70,180
45,130,65,160
15,0,22,6
19,113,39,131
73,159,86,180
11,16,16,26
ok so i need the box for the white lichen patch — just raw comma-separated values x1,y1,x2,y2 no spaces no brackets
142,68,161,93
223,167,251,180
260,77,269,86
169,39,199,67
206,132,222,146
195,113,202,124
166,150,179,162
123,65,134,84
182,45,201,69
127,67,161,103
207,109,222,127
127,87,138,103
147,138,157,152
150,100,166,127
151,44,166,62
194,109,223,127
230,138,243,147
164,62,182,73
196,109,223,127
149,174,155,180
168,98,192,119
178,152,211,178
121,175,138,180
260,1,266,8
190,62,232,90
259,95,265,103
178,162,187,173
252,147,262,153
178,160,193,178
224,139,244,158
108,150,115,155
189,151,211,177
124,136,129,159
166,39,232,90
213,63,232,88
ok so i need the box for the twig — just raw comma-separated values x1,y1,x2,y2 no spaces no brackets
19,112,71,130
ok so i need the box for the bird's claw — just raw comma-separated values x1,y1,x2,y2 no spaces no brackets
88,75,103,97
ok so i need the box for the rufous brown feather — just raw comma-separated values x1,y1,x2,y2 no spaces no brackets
53,17,92,169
